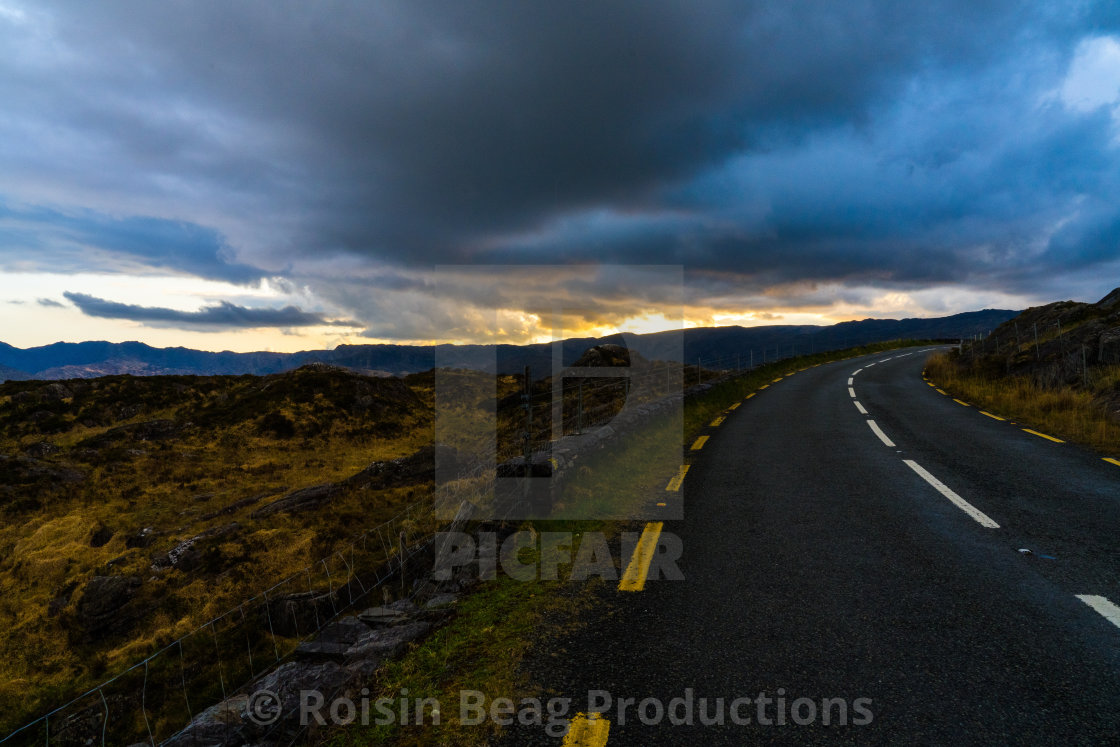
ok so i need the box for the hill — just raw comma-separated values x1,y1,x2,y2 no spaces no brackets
0,308,1018,380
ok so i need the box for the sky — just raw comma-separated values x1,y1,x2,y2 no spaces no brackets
1,1,1119,351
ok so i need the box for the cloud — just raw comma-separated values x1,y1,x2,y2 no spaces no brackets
0,202,267,283
1,2,1120,343
36,298,63,307
63,292,359,330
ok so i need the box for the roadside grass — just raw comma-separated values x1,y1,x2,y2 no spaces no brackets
331,338,934,746
925,353,1120,460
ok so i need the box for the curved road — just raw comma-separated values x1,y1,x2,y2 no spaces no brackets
506,346,1120,745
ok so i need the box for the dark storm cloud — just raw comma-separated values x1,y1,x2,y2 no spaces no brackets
0,203,266,283
63,292,358,329
2,0,1119,323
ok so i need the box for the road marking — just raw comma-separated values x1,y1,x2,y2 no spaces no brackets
935,388,948,395
690,435,709,450
709,415,725,427
619,522,663,592
1022,428,1064,443
854,401,868,415
728,402,741,410
665,464,690,491
848,387,857,398
562,712,611,746
847,377,854,385
760,384,769,389
865,362,877,368
979,411,1005,421
1104,458,1120,468
867,419,895,447
745,393,756,399
852,368,863,375
927,382,936,387
903,459,999,528
953,398,971,407
1075,595,1120,630
772,377,783,383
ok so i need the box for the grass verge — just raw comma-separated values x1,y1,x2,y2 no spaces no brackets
925,353,1120,460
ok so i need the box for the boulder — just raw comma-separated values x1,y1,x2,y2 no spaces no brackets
251,483,338,518
345,621,431,661
74,575,141,638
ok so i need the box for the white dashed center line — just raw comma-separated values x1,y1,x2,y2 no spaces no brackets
867,419,896,447
902,459,999,528
854,401,868,415
1076,595,1120,630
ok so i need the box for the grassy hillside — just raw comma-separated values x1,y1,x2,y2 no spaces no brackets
0,365,435,732
925,288,1120,458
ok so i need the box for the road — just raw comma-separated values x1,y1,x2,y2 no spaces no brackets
504,346,1120,745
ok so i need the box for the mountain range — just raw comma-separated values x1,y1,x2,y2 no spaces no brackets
0,308,1018,381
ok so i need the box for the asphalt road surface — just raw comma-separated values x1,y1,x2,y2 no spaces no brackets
504,346,1120,745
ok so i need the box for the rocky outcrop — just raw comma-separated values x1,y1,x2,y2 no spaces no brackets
151,522,243,571
74,575,141,639
166,594,450,746
77,418,180,448
251,483,339,518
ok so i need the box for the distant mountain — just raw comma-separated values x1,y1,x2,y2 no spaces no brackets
0,308,1019,381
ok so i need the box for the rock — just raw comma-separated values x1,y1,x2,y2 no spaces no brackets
295,640,352,660
23,441,59,458
0,453,85,488
161,694,252,747
317,615,373,644
125,527,158,549
1098,326,1120,365
424,593,459,609
572,344,633,367
151,522,242,571
199,491,275,520
78,419,180,448
165,661,353,747
346,621,431,660
357,605,410,627
251,483,338,518
74,575,141,637
342,444,460,490
40,382,73,402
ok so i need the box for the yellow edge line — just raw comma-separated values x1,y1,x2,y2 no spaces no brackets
772,377,783,383
709,416,725,427
1104,458,1120,467
728,402,740,410
665,464,690,491
759,384,769,390
1022,428,1064,443
745,392,756,399
690,435,709,450
619,522,663,592
935,388,948,395
953,398,971,407
979,411,1005,421
562,712,611,746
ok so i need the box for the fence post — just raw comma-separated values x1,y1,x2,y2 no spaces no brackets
577,379,583,434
